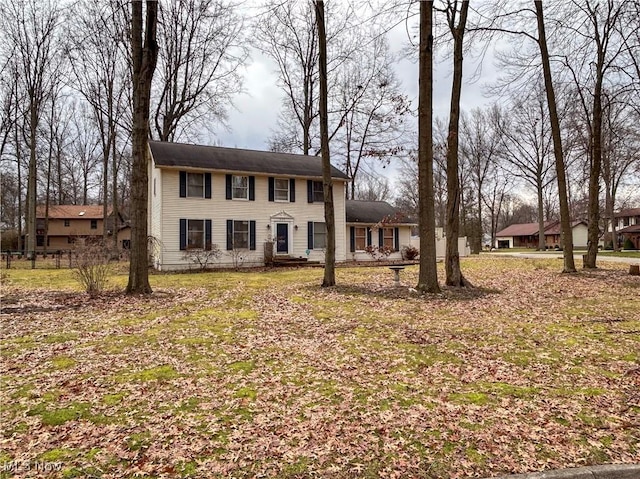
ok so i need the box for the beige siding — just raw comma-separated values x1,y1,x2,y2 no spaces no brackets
156,168,347,270
572,224,588,248
150,163,163,267
346,225,413,262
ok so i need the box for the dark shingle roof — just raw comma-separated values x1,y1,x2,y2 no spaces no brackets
149,141,349,180
346,200,414,224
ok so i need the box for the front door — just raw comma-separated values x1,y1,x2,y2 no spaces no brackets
276,223,289,254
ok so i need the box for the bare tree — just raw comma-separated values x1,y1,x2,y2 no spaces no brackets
67,0,129,248
557,1,630,268
333,37,411,199
460,105,503,253
601,99,640,250
153,0,247,143
534,0,576,272
438,0,472,287
494,86,556,250
1,0,63,258
416,0,439,293
315,0,335,288
127,0,158,295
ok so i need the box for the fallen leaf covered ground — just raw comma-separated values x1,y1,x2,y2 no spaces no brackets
1,257,639,478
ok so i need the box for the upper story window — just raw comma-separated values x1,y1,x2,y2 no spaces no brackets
188,173,204,197
64,219,70,227
274,178,289,202
232,175,249,200
225,174,255,201
179,171,211,199
90,220,98,230
312,181,324,202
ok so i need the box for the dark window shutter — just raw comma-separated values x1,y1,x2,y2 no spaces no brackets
249,176,255,201
226,220,233,250
268,177,275,202
249,220,256,250
367,228,372,247
307,180,313,203
179,171,186,197
205,220,212,250
225,175,232,200
378,229,383,248
394,227,400,251
350,226,355,252
204,173,212,199
307,222,314,249
289,179,296,202
179,219,187,250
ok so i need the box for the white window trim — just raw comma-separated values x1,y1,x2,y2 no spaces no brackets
313,221,327,250
232,175,249,201
354,226,367,252
186,172,205,198
274,178,290,202
187,219,205,250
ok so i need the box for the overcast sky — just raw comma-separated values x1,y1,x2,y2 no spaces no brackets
216,8,500,155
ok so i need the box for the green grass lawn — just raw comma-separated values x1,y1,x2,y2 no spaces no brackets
1,257,639,478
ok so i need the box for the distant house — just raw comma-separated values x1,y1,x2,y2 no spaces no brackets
605,208,640,249
345,200,415,261
495,220,588,249
32,205,130,251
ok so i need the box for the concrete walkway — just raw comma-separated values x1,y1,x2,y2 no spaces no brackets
486,463,640,479
486,251,640,266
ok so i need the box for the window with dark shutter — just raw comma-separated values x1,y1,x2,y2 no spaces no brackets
289,178,296,202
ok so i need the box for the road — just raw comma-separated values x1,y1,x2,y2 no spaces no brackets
486,251,640,265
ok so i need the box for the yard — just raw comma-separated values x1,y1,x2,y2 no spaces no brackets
1,257,639,478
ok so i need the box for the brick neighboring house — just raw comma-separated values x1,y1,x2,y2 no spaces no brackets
605,208,640,249
495,220,588,249
32,205,130,251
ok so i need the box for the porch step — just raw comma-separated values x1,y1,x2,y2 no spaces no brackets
272,256,321,267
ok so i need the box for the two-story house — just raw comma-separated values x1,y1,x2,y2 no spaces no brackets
33,205,130,251
606,208,640,249
148,141,351,270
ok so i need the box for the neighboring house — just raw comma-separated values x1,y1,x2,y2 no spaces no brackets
495,220,588,249
31,205,129,251
148,141,349,270
346,200,415,261
605,208,640,249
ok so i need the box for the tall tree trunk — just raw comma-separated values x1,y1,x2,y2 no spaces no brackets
537,179,545,250
26,107,38,260
416,0,439,293
127,0,158,294
112,131,119,251
445,1,472,287
15,109,23,253
584,55,604,268
534,0,576,273
315,0,335,287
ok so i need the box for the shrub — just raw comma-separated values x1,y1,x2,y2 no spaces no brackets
401,245,419,261
71,241,111,295
182,245,222,271
623,238,635,250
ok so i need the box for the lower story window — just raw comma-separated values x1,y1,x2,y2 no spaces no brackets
188,219,205,249
313,222,326,249
226,219,256,250
233,220,249,249
355,227,367,250
382,227,394,249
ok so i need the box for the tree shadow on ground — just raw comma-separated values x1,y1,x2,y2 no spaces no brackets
305,282,501,301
